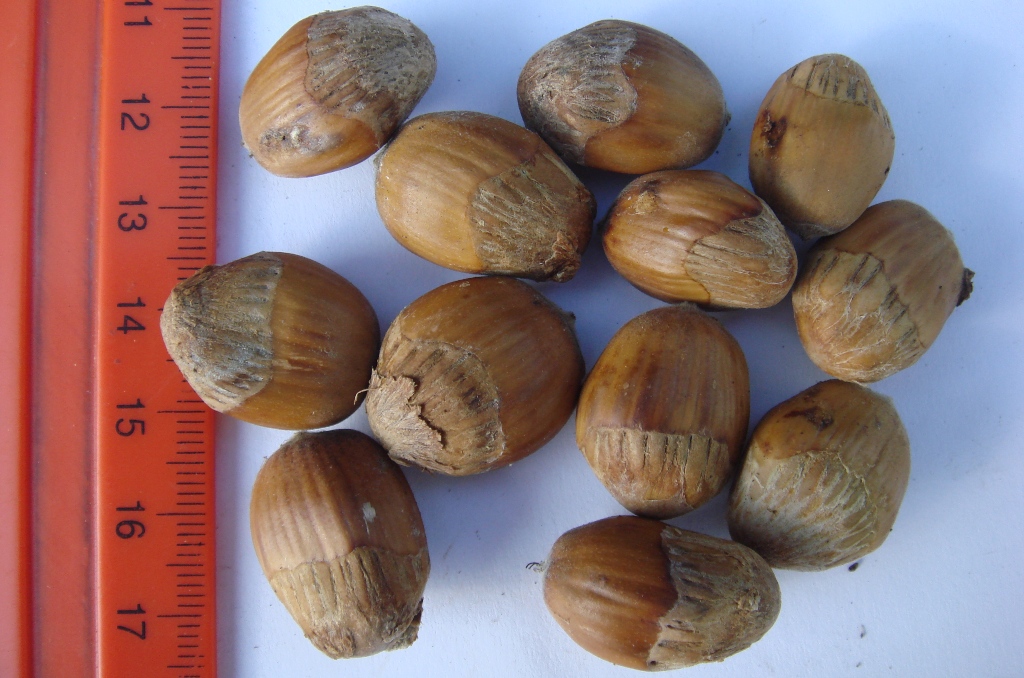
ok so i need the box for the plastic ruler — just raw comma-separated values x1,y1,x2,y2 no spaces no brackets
1,0,220,676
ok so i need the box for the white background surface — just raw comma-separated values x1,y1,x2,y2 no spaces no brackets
214,1,1024,676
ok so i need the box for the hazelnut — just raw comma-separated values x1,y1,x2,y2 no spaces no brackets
792,200,973,383
749,54,895,239
518,20,729,174
576,304,749,518
239,7,436,177
728,380,911,570
543,515,781,671
160,252,380,430
375,111,595,282
366,276,584,475
603,170,797,308
250,429,429,658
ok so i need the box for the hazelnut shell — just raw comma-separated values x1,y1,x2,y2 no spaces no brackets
250,429,429,657
366,276,584,475
239,7,436,177
728,379,911,570
749,54,895,239
576,304,749,518
544,516,781,671
518,20,729,174
603,170,797,308
792,199,973,383
160,252,380,430
375,111,595,282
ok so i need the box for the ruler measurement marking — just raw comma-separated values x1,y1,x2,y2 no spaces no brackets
97,2,218,674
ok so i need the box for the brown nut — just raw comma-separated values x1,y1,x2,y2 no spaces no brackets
728,380,911,570
792,200,973,383
518,20,729,174
160,252,380,430
239,7,436,177
749,54,895,239
603,170,797,308
576,304,749,518
375,111,595,282
543,515,781,671
366,276,584,476
250,429,429,658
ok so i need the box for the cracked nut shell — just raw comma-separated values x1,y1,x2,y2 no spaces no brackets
749,54,895,239
375,111,596,282
160,251,380,430
518,19,729,174
792,199,973,383
250,429,429,658
728,379,911,570
543,515,781,671
576,304,749,518
366,276,584,475
603,170,797,308
239,7,436,177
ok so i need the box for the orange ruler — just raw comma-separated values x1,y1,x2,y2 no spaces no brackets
1,1,220,676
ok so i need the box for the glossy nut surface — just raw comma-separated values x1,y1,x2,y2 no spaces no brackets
250,430,429,658
240,7,436,177
366,276,584,475
518,20,729,174
749,54,895,239
792,200,973,383
160,251,380,430
603,170,796,308
375,111,595,282
576,304,749,518
544,516,781,671
728,380,911,570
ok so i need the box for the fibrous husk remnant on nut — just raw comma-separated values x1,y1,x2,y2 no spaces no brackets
375,111,596,282
543,515,781,671
792,199,972,383
250,430,429,658
160,251,380,430
518,19,729,174
576,303,749,518
749,54,895,239
728,379,911,570
240,7,436,177
366,276,584,475
603,169,797,308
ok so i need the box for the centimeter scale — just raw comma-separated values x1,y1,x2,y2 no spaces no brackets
1,0,220,676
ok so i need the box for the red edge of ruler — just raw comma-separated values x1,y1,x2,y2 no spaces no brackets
1,0,220,675
95,0,220,675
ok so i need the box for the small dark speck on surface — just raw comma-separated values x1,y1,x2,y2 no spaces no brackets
860,625,867,638
849,561,860,572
